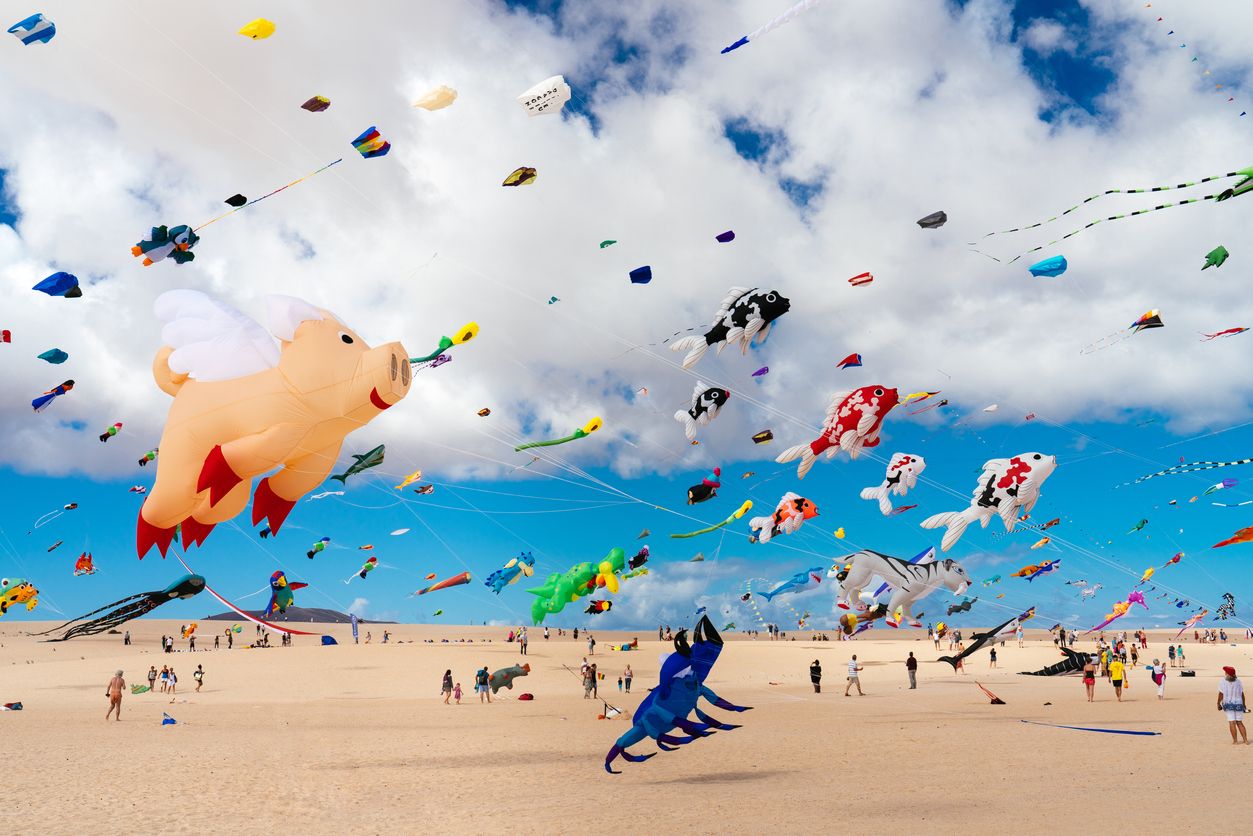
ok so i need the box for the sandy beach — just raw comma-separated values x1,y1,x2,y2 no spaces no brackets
3,620,1249,834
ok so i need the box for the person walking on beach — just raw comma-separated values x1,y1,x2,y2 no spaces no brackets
193,665,204,692
590,663,599,699
167,667,177,696
1016,625,1024,647
1149,659,1166,700
623,664,633,694
955,642,966,674
588,634,596,655
1109,655,1126,702
147,666,157,693
442,669,454,704
453,682,462,704
520,630,528,656
989,647,998,669
845,655,863,696
1129,644,1139,668
1177,645,1186,668
1082,654,1096,701
810,659,822,693
105,670,125,721
1218,666,1248,745
543,626,549,641
583,664,595,699
1168,644,1176,668
476,666,491,703
906,652,917,689
123,630,130,646
159,665,169,693
573,627,579,641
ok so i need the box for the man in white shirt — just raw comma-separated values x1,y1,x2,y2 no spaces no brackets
1218,666,1248,745
845,655,863,696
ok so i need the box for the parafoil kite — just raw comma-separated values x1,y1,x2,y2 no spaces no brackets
859,452,925,515
73,552,96,576
668,500,752,538
8,13,54,44
917,211,947,229
484,552,536,594
628,266,652,285
837,353,863,369
514,417,602,451
833,550,971,628
605,617,749,773
1028,255,1068,277
847,271,873,287
265,571,308,615
34,575,199,641
748,492,818,543
0,577,38,616
921,453,1057,551
33,272,80,297
517,75,571,116
1202,245,1230,269
413,571,471,596
225,194,248,207
776,385,900,478
237,18,275,39
716,230,735,243
674,383,730,442
752,430,774,444
135,290,411,558
32,379,73,412
99,422,123,442
751,366,769,378
669,287,791,369
351,126,390,159
413,85,457,110
37,348,67,364
502,167,537,187
300,96,330,112
720,0,823,53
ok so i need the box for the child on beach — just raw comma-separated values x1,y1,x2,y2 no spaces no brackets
454,683,462,704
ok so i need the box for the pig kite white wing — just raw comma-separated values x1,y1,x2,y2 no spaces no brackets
154,289,279,382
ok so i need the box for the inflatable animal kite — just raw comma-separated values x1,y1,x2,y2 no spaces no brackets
1085,590,1147,634
859,453,926,515
1020,646,1096,676
0,577,38,616
939,609,1034,669
132,225,199,266
73,553,96,576
748,493,818,543
484,552,536,594
756,567,824,601
921,453,1057,551
136,290,411,557
265,571,308,615
34,574,203,641
674,383,730,442
669,287,791,369
528,547,640,624
687,468,721,504
488,663,531,694
832,550,971,628
605,617,751,773
776,386,900,478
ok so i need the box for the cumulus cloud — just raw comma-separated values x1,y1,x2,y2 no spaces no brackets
347,597,370,617
1020,19,1072,56
1,0,1252,497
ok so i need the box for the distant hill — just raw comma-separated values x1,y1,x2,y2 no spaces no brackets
201,607,394,625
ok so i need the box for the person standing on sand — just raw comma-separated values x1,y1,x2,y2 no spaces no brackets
453,682,462,704
194,665,204,692
810,659,822,693
147,666,157,693
544,626,549,641
573,627,579,641
583,665,595,699
1130,644,1139,668
845,656,863,696
624,664,633,693
591,663,599,699
520,630,528,656
168,668,177,696
1148,659,1166,700
1082,655,1096,702
906,652,918,689
123,630,130,646
989,647,998,668
159,666,169,693
1219,666,1248,745
476,666,491,703
1109,655,1126,702
227,630,233,650
1016,625,1024,647
1177,645,1186,668
442,669,453,704
588,634,595,655
105,670,125,721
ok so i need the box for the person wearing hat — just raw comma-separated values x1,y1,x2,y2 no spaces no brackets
105,669,125,721
1217,666,1248,745
809,659,822,693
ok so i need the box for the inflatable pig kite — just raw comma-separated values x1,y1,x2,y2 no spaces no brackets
137,290,410,558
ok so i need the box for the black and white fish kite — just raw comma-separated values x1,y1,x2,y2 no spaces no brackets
674,383,730,442
669,287,791,369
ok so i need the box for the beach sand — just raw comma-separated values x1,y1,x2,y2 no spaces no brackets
3,620,1249,834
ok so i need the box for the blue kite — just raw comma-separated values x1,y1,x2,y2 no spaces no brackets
484,551,536,594
8,13,55,45
1027,255,1068,277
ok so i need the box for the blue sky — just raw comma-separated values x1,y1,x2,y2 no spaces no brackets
3,0,1253,635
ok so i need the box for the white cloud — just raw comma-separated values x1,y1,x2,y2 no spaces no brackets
347,597,369,617
1020,19,1072,56
1,0,1252,492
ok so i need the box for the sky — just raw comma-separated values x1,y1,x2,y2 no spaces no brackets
2,0,1253,634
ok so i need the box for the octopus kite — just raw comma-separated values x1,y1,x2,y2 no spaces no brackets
33,574,204,641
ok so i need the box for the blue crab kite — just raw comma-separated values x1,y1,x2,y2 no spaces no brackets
604,615,751,773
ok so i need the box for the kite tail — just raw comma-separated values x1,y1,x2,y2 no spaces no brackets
859,486,892,515
920,510,972,552
775,443,816,479
756,588,778,602
670,335,709,369
329,473,347,484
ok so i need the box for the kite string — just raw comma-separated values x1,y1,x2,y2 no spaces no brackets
193,159,344,232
